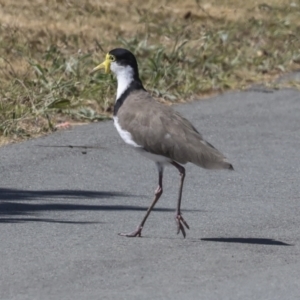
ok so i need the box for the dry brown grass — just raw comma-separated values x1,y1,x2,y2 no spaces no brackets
1,0,300,144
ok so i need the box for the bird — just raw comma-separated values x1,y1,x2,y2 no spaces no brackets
92,48,233,238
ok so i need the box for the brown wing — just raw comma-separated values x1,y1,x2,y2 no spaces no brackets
117,90,233,170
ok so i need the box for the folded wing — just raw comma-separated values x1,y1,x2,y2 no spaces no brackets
117,91,233,170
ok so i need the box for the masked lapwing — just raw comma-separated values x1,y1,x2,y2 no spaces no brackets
92,48,233,238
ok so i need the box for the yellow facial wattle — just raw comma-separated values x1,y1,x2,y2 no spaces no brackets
92,53,111,74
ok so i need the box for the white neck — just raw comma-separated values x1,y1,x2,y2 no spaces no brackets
111,64,134,101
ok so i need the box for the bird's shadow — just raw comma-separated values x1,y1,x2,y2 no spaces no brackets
143,236,292,246
142,234,294,246
201,237,292,246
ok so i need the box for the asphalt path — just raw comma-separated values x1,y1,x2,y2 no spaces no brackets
1,88,300,300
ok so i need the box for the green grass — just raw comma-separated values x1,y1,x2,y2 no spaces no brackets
1,0,300,144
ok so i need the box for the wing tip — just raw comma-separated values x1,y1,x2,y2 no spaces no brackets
223,159,234,170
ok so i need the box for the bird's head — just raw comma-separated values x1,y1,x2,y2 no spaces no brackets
92,48,139,80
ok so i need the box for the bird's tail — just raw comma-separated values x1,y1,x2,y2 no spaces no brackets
188,139,234,170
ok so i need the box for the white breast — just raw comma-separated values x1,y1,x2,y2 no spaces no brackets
113,116,141,147
113,117,172,165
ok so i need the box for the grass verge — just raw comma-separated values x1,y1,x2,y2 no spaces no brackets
0,0,300,144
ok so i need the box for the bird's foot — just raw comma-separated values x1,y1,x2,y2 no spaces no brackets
118,226,143,237
175,214,190,238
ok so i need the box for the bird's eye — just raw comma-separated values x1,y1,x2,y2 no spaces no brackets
109,55,116,61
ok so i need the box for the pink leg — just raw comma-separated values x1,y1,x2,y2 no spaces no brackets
118,165,163,237
171,161,190,238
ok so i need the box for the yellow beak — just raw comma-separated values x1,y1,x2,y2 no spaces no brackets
91,53,111,74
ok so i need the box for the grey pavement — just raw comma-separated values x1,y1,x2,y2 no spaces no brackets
0,88,300,300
